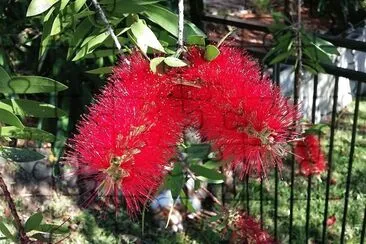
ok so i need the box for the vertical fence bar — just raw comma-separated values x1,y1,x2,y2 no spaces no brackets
361,206,366,243
321,76,339,243
289,58,301,243
340,80,361,243
273,63,280,240
246,175,250,214
305,74,318,241
188,0,203,29
260,177,264,228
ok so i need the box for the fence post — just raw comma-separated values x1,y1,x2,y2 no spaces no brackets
188,0,203,29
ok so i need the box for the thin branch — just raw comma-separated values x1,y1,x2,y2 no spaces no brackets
90,0,122,51
0,172,30,243
176,0,185,57
177,0,184,49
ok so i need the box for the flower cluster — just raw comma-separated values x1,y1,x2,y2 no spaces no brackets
66,46,300,214
66,53,181,215
169,47,299,178
295,134,327,176
227,211,275,244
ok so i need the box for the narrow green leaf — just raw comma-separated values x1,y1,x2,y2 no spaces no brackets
26,0,59,17
150,57,165,73
0,66,10,83
72,31,110,61
186,144,211,160
187,35,205,46
0,108,24,128
0,126,55,142
0,222,14,240
31,233,48,242
34,224,69,234
179,190,195,212
86,66,113,74
164,56,187,67
0,76,67,94
164,163,184,199
0,147,45,162
130,20,165,53
190,164,225,181
0,99,66,118
50,14,61,36
25,213,43,232
204,45,220,61
159,31,177,46
143,4,206,39
101,0,163,5
269,52,291,65
85,49,120,58
60,0,70,10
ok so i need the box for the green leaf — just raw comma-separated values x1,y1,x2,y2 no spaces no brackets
25,213,43,232
31,233,48,242
179,190,195,212
0,126,55,142
164,56,187,67
0,108,24,128
72,31,110,61
186,144,211,160
130,20,165,54
269,51,291,65
60,0,70,10
150,57,165,73
67,18,93,59
164,163,184,199
143,4,206,39
207,214,221,223
187,35,205,46
0,76,67,94
305,123,330,135
203,160,221,169
34,224,69,234
0,147,45,162
26,0,59,17
0,99,67,118
159,31,177,46
0,222,14,240
204,45,220,61
86,66,113,74
50,14,62,36
85,49,121,58
190,164,225,181
39,8,55,57
0,66,10,83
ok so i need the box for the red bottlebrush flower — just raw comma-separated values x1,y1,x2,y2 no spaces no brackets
228,211,275,244
66,52,182,215
326,215,336,226
170,46,300,177
295,134,327,176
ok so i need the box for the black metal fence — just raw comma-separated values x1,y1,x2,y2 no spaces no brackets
188,0,366,243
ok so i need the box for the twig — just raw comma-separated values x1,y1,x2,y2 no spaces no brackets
176,0,185,57
90,0,122,52
177,0,184,49
0,172,31,243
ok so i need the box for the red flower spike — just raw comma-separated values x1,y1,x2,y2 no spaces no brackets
66,52,182,215
170,46,300,177
228,211,275,244
295,134,327,176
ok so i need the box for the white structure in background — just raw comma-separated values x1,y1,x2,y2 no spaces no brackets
279,25,366,123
